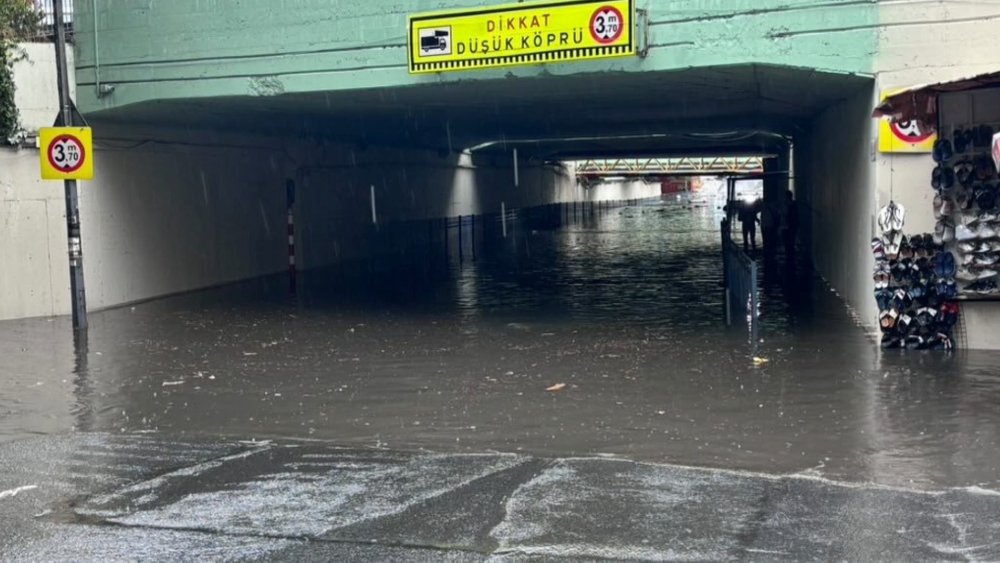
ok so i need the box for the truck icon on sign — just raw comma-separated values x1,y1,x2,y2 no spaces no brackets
419,27,452,56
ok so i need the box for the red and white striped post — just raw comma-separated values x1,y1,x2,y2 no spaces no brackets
286,179,296,294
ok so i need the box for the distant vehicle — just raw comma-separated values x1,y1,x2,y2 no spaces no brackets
421,31,450,53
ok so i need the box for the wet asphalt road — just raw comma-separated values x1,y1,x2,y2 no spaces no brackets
2,201,1000,559
2,433,999,561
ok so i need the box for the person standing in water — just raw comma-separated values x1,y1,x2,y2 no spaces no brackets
738,199,760,252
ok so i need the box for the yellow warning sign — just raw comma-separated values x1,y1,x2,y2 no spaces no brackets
408,0,634,74
39,127,93,180
878,88,936,153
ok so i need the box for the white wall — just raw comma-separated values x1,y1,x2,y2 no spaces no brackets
797,85,879,332
292,155,664,269
5,39,639,320
0,44,75,320
5,43,298,318
6,116,663,319
1,126,293,319
877,1,1000,89
11,43,74,134
292,146,582,269
0,148,70,319
80,130,291,309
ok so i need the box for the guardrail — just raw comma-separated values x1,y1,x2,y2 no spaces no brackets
441,199,646,264
722,219,760,348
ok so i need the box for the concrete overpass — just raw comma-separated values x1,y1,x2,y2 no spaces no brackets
72,1,877,158
5,0,1000,344
60,1,869,304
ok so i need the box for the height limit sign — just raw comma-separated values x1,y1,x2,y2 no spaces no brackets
590,5,624,43
39,127,93,180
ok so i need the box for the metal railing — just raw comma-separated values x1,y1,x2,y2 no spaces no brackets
32,0,73,40
722,219,760,348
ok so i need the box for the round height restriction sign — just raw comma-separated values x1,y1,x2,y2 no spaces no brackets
890,119,933,145
590,5,624,44
38,127,94,180
47,134,86,173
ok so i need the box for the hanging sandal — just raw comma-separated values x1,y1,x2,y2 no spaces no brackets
877,201,906,234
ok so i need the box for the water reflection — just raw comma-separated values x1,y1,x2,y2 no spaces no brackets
0,200,998,490
71,330,95,433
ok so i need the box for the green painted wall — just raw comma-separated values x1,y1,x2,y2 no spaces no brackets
72,0,877,114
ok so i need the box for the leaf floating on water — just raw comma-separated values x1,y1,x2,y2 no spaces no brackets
545,383,567,392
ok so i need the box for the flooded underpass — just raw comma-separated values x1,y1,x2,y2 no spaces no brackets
3,199,1000,559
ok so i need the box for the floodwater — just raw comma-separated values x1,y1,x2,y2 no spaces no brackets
2,200,999,491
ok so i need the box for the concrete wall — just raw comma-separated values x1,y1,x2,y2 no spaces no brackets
5,43,295,319
0,148,70,319
796,85,878,333
7,51,641,322
0,44,76,320
4,121,621,319
292,147,580,269
1,126,293,320
80,128,291,310
11,43,73,133
289,151,660,269
6,42,642,321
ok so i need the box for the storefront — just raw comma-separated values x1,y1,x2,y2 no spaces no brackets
875,72,1000,350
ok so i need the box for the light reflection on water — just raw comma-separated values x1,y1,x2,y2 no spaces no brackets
0,200,998,490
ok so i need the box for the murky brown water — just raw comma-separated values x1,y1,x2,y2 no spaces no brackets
2,201,999,490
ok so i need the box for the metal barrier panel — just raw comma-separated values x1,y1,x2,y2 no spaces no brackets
32,0,73,40
36,0,73,24
722,221,759,346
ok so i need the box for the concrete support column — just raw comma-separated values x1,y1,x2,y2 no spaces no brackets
762,145,790,256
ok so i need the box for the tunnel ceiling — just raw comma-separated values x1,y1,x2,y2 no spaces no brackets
89,64,871,159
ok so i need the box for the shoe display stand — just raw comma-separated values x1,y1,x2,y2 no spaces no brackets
873,201,959,350
933,124,1000,299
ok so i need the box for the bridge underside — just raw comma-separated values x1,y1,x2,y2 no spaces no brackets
89,64,871,160
4,61,876,324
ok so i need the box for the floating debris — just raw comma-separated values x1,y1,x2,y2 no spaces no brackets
0,485,38,500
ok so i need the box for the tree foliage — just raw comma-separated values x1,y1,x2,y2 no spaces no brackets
1,0,41,142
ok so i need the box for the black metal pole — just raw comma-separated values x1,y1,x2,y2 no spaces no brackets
53,0,87,330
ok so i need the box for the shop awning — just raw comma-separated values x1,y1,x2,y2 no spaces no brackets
872,70,1000,124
